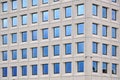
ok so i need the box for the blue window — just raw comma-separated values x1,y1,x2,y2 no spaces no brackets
32,0,38,6
22,15,27,25
22,31,27,42
112,63,117,74
42,11,49,22
112,45,117,56
32,30,37,41
102,7,107,18
22,0,27,8
112,9,117,21
42,28,48,39
32,13,38,23
77,4,84,15
65,43,71,55
102,44,107,55
32,65,37,75
2,2,8,12
77,42,84,53
2,51,7,61
12,0,17,10
92,42,98,53
12,16,17,27
21,48,27,59
77,61,84,72
2,18,8,28
42,46,48,57
54,0,59,2
2,34,8,45
32,47,37,58
12,33,17,43
112,0,116,2
43,64,48,74
65,6,72,18
102,25,107,37
12,66,17,76
53,8,60,20
22,66,27,76
102,62,107,73
112,27,117,38
93,61,98,72
54,63,60,74
92,4,97,16
65,25,72,36
42,0,48,4
54,45,60,56
77,23,84,35
53,27,60,38
65,62,71,73
2,67,7,77
92,23,98,35
12,50,17,60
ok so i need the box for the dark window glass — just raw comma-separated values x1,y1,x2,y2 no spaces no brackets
77,61,84,72
32,47,37,58
21,48,27,59
22,31,27,42
54,45,60,56
102,25,107,37
42,28,48,39
102,7,107,18
2,34,8,45
65,43,71,55
112,63,117,74
43,64,48,74
12,66,17,76
42,0,48,4
77,23,84,34
102,44,107,55
32,65,37,75
92,42,98,53
112,9,117,21
112,0,116,2
53,8,60,20
53,27,60,38
2,67,7,77
42,46,48,57
65,62,71,73
2,51,7,61
112,45,117,56
112,27,117,38
22,66,27,76
102,62,107,73
12,50,17,60
77,42,84,53
93,61,98,72
54,63,60,74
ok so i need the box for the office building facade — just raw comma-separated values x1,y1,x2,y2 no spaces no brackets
0,0,120,80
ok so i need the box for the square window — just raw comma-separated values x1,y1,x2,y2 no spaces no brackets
54,45,60,56
77,4,84,16
21,48,27,59
42,28,48,39
77,61,84,72
21,15,27,25
53,27,60,38
65,43,72,55
77,42,84,53
77,23,84,35
42,64,48,74
42,0,48,4
54,63,60,74
65,62,71,73
32,13,38,23
32,0,38,6
21,66,27,76
32,65,37,75
2,67,7,77
42,11,49,22
53,8,60,20
22,0,27,8
12,66,17,76
65,6,72,18
65,25,72,36
42,46,48,57
93,61,98,72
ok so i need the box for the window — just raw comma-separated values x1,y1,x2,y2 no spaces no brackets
102,7,107,18
112,45,117,56
32,0,38,6
2,2,8,12
42,46,48,57
53,8,60,20
21,15,27,25
92,4,98,16
65,43,71,55
2,51,7,61
22,0,27,8
2,34,8,45
102,25,107,37
2,67,7,77
42,11,49,22
21,66,27,76
42,28,48,39
92,23,98,35
32,30,37,41
77,42,84,53
93,61,98,72
12,16,17,27
92,42,98,53
42,0,48,4
21,48,27,59
77,4,84,15
77,61,84,72
53,27,60,38
65,6,72,18
112,0,117,3
112,63,117,74
32,13,38,23
112,9,117,21
32,65,37,75
12,33,17,43
77,23,84,35
12,66,17,76
65,62,71,73
54,45,60,56
12,50,17,60
54,63,60,74
12,0,17,10
2,18,8,28
32,47,37,58
54,0,59,2
102,44,107,55
22,31,27,42
65,25,72,36
112,27,117,38
102,62,107,73
43,64,48,74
